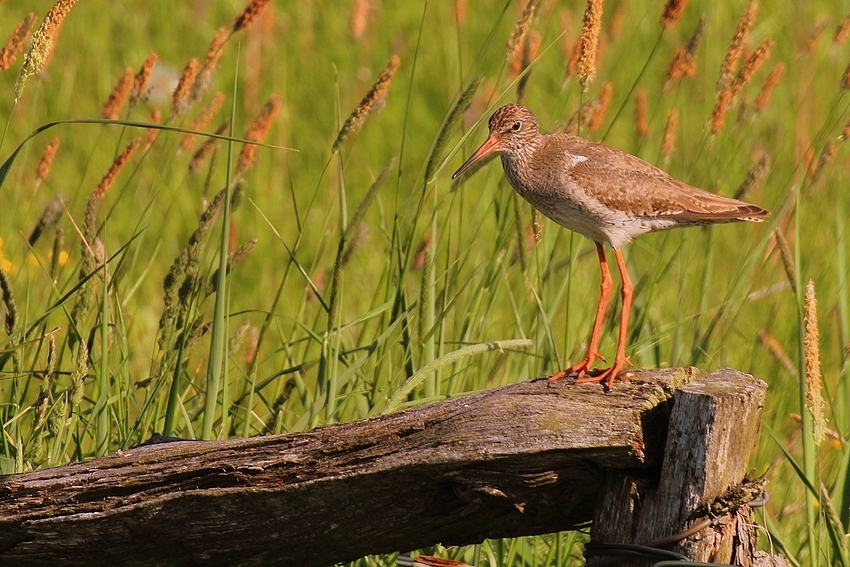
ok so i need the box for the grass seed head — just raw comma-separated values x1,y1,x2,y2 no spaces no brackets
102,67,134,120
710,86,732,134
660,0,688,29
730,39,774,101
233,0,272,33
634,87,648,138
181,92,225,153
661,108,679,157
588,82,613,132
94,137,141,200
15,0,80,100
717,0,758,91
70,340,88,410
172,57,200,118
0,266,17,335
734,154,770,200
773,227,796,293
349,0,371,41
577,0,603,91
426,76,482,184
836,14,850,44
757,330,797,376
506,0,539,60
193,27,230,103
130,52,159,107
332,54,400,153
842,59,850,90
754,62,785,112
803,279,826,446
236,94,281,176
29,194,66,246
0,13,37,71
35,136,61,188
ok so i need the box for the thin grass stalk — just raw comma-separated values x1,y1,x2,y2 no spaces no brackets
96,236,109,456
201,49,241,441
794,185,818,567
421,222,436,399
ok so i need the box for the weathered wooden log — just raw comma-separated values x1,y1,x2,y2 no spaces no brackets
0,367,761,566
587,368,768,566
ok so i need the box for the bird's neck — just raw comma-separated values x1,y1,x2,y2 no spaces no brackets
499,136,542,191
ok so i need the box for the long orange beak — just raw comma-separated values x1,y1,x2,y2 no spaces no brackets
451,134,501,180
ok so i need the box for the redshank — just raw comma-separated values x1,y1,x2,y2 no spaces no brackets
452,104,769,388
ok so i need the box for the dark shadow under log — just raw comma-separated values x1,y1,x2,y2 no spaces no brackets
0,367,765,567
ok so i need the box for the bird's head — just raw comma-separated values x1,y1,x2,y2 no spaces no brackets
452,104,539,179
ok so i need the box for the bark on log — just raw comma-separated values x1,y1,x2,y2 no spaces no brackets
0,367,750,566
587,368,768,566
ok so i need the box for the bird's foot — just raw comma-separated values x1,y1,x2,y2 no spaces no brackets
548,351,606,381
575,356,632,388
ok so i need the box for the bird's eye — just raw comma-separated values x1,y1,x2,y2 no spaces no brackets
511,121,522,132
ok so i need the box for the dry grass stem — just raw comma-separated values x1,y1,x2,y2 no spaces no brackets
577,0,603,91
661,108,679,157
233,0,272,33
717,0,758,91
836,14,850,44
757,330,797,376
332,54,400,153
635,87,648,138
734,154,770,200
94,138,141,200
588,82,613,132
349,0,371,42
28,195,66,246
35,136,61,188
660,0,688,29
235,94,281,176
102,67,134,120
181,92,225,152
15,0,80,100
130,52,159,107
754,62,785,112
172,57,200,118
803,279,826,446
506,0,539,59
0,13,36,71
774,227,796,293
190,121,229,172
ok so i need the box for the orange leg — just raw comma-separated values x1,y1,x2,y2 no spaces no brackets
550,243,611,381
577,248,633,388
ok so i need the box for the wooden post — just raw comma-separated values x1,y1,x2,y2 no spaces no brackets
587,368,768,566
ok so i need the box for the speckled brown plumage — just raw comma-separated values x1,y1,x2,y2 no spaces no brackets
453,103,769,388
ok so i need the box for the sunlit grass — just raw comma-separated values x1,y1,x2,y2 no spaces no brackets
1,1,849,565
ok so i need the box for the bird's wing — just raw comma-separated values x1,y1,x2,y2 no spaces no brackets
566,158,769,222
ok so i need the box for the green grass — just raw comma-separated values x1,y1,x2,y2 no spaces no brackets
1,0,850,565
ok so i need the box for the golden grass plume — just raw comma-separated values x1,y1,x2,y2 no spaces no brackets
836,14,850,44
130,52,159,107
15,0,80,100
634,87,648,138
577,0,603,91
349,0,371,42
757,330,797,376
661,108,679,157
803,279,826,446
754,62,785,112
102,67,134,120
588,82,613,132
717,0,758,91
660,0,688,29
0,13,36,71
332,54,400,153
181,92,226,153
172,57,200,118
666,14,705,85
233,0,272,33
729,39,774,101
506,0,540,60
94,138,142,201
236,94,282,176
190,121,230,172
35,136,61,189
774,227,796,293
